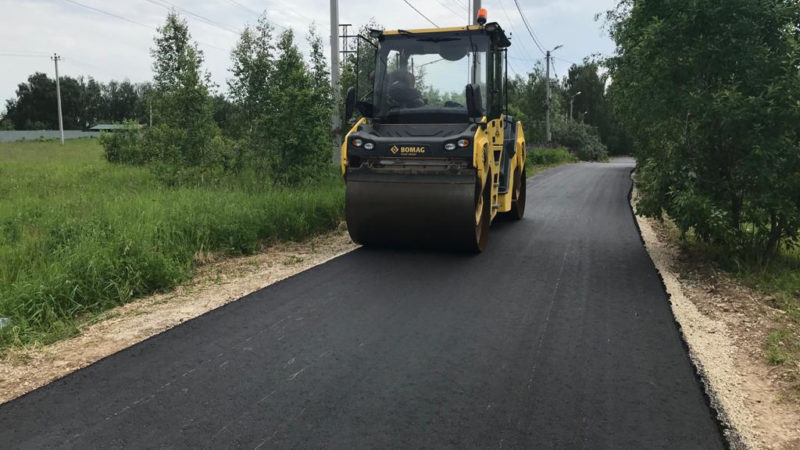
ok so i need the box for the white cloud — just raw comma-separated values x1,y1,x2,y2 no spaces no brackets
0,0,617,114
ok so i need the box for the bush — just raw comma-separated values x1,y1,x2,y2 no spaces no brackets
98,121,144,164
527,147,577,166
552,120,608,161
608,0,800,259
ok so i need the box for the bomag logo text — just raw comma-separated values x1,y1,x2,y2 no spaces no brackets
394,146,426,155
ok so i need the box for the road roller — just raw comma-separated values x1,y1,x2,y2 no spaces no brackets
341,9,527,252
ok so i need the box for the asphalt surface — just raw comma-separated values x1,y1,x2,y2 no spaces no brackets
0,158,725,449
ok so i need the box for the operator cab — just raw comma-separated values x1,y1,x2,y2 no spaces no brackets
345,24,511,126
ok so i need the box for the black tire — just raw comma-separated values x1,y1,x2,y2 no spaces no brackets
470,175,491,253
509,167,526,220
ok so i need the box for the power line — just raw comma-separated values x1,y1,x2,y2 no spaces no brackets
511,0,546,56
227,0,260,17
60,0,228,53
62,0,153,29
0,52,50,58
435,0,464,17
224,0,287,31
554,55,578,66
143,0,239,35
403,0,440,28
495,0,538,64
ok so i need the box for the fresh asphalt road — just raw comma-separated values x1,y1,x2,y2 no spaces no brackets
0,158,725,449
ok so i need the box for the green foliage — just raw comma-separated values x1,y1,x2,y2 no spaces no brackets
147,13,220,167
552,120,608,161
564,60,632,155
0,139,344,349
100,12,235,182
527,147,577,166
98,121,144,164
507,66,554,144
608,0,800,259
227,14,333,185
2,72,154,129
765,329,798,365
270,29,328,184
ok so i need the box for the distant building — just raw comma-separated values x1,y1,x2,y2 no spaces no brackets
88,124,143,132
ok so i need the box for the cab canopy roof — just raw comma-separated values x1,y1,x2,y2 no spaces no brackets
375,23,512,48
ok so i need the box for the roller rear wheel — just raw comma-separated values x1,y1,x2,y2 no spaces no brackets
470,177,491,253
508,167,526,220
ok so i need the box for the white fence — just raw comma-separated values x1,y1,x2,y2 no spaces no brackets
0,130,100,143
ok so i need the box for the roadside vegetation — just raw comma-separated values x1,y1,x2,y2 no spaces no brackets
0,12,343,350
608,0,800,383
526,147,577,174
0,139,343,349
0,10,631,350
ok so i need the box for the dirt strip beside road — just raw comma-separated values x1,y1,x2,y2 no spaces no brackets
633,187,800,450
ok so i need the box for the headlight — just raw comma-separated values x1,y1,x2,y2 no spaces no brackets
457,139,470,148
352,138,363,147
363,142,375,150
444,142,457,151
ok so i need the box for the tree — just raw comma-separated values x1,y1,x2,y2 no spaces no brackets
305,25,334,170
564,60,631,155
144,11,223,168
2,73,152,129
228,12,277,175
4,73,58,129
607,0,800,258
271,29,320,183
507,64,566,145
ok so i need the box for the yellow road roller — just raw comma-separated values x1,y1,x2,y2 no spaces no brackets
341,10,526,252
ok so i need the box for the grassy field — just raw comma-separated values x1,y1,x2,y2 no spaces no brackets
0,139,344,349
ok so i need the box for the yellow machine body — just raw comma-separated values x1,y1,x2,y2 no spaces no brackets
340,21,526,252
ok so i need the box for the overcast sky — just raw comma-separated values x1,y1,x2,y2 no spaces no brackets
0,0,618,112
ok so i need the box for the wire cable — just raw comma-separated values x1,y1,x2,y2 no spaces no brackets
62,0,153,29
435,0,464,17
60,0,228,52
0,52,50,58
143,0,239,35
511,0,546,55
222,0,287,31
495,0,538,64
403,0,440,28
227,0,260,17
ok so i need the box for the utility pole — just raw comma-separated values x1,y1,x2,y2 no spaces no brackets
570,91,582,121
544,45,562,143
330,0,341,163
472,0,481,85
545,50,551,143
52,53,64,145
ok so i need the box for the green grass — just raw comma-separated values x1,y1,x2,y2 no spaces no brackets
526,147,578,174
766,328,798,365
0,139,344,349
737,250,800,323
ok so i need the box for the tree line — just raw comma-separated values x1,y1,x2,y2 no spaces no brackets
100,12,331,186
607,0,800,259
1,75,152,130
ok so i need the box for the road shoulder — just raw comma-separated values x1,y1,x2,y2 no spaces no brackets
0,229,357,405
631,184,800,450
